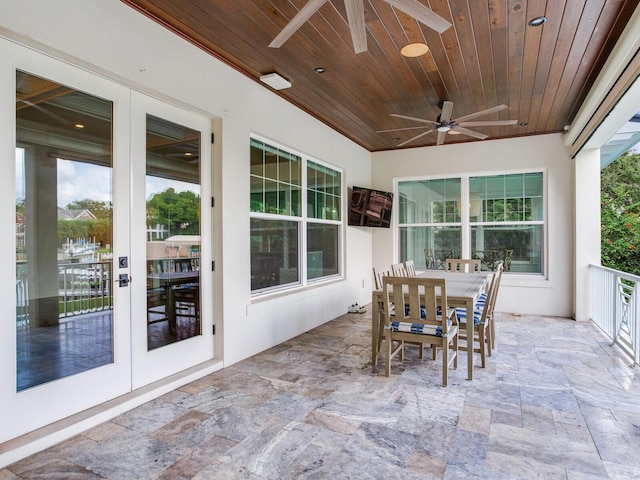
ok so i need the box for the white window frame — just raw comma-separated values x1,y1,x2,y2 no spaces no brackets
250,135,343,295
395,169,547,276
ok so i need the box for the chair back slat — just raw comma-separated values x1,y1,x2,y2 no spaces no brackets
391,262,408,276
444,258,481,272
382,276,449,333
373,265,392,290
404,259,417,276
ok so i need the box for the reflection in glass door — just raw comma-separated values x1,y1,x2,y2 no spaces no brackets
146,115,201,350
15,71,114,390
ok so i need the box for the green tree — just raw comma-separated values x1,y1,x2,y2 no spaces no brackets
146,188,199,236
601,151,640,275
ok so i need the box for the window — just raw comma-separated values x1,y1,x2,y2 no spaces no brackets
398,172,545,274
398,178,462,270
470,173,544,273
250,138,342,292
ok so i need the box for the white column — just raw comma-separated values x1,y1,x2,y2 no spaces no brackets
574,147,601,322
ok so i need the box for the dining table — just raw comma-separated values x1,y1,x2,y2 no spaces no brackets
147,270,200,331
371,269,491,380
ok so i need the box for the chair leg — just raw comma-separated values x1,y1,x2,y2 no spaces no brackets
491,315,497,350
385,332,392,377
442,339,449,387
479,326,486,368
453,334,458,369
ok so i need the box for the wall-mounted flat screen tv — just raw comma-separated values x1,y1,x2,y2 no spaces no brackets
348,186,393,228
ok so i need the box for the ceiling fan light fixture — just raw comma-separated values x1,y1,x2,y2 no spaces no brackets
259,72,292,90
528,16,547,27
437,125,451,132
401,43,429,57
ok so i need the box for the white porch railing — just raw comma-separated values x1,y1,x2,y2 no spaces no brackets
591,264,640,365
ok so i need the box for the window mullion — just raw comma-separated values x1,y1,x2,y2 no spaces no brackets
301,157,308,284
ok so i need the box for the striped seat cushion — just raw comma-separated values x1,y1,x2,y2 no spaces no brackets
476,292,487,307
455,305,484,325
390,321,449,336
390,307,454,336
454,292,488,325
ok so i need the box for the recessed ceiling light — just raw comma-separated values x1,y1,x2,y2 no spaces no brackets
314,67,326,74
185,152,192,157
528,16,547,27
519,122,528,127
401,43,429,57
74,123,85,129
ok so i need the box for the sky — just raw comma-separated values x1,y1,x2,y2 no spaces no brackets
15,149,198,207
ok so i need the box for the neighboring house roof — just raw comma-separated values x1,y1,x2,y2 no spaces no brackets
58,208,97,221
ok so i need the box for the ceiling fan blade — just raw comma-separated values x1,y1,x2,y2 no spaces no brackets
390,113,437,125
440,101,454,123
384,0,452,33
397,128,435,147
457,119,518,127
436,130,447,145
454,104,508,123
377,125,432,133
345,0,367,53
269,0,329,48
453,126,489,140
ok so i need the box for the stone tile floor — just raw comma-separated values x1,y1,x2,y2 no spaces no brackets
3,309,640,479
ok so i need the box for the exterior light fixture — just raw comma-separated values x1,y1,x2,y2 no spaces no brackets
314,67,326,74
259,72,291,90
401,43,429,57
528,16,547,27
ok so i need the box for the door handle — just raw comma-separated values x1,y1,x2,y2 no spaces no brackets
116,274,130,287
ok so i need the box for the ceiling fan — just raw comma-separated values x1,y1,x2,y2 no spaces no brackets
378,101,519,147
269,0,451,54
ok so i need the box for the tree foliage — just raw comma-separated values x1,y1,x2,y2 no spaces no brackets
146,188,200,236
601,151,640,275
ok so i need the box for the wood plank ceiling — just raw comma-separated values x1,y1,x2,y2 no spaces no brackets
122,0,639,152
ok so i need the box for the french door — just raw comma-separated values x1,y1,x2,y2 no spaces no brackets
130,92,213,388
0,40,213,443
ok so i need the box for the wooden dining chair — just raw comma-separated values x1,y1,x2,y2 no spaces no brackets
454,263,502,367
444,258,482,272
391,262,408,276
382,276,458,385
373,265,392,290
373,265,422,365
485,262,504,352
404,259,417,276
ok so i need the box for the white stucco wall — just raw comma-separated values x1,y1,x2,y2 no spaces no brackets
372,133,574,317
0,0,373,370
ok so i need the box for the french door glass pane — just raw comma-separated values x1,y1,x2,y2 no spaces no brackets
146,115,201,350
15,71,114,391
